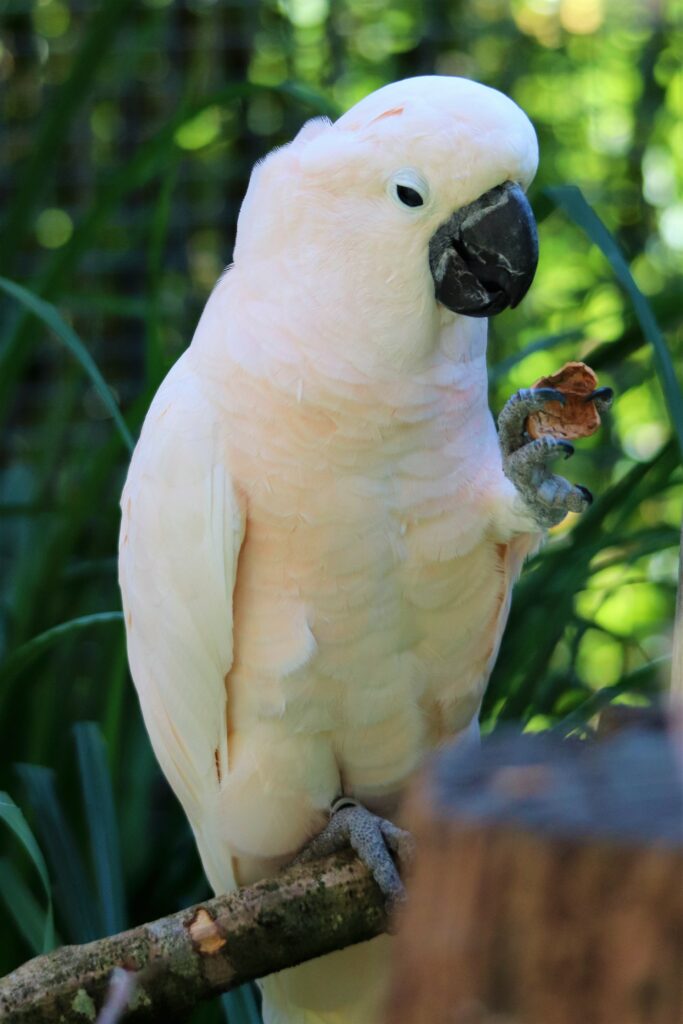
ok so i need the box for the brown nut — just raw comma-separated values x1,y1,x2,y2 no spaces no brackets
526,361,602,441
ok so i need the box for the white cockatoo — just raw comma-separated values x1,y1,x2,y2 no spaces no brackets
119,76,610,1023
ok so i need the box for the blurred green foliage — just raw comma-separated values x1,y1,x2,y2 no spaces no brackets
0,0,681,1019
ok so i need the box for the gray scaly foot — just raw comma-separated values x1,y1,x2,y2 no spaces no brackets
498,385,613,527
294,797,415,908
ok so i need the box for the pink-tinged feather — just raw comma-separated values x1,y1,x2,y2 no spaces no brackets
118,75,542,1024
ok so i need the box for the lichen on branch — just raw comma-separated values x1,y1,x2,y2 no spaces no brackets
0,851,388,1023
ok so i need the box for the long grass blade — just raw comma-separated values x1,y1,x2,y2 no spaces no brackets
0,612,124,694
0,277,134,452
0,857,57,956
16,764,99,943
546,185,683,458
0,792,55,952
73,722,127,936
555,656,668,736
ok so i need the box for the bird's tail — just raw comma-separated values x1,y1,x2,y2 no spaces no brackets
259,935,392,1024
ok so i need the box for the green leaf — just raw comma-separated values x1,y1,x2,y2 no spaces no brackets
16,764,99,943
0,792,55,952
73,723,127,936
0,613,125,715
0,857,58,955
0,277,134,452
546,185,683,459
555,656,668,736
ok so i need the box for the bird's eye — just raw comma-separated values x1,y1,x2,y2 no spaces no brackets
388,170,429,211
396,184,424,208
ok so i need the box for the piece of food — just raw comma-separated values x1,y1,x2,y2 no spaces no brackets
526,361,603,441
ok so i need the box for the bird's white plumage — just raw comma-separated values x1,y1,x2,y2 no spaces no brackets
119,76,542,1022
119,358,245,889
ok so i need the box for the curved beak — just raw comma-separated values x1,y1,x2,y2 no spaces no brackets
428,181,539,318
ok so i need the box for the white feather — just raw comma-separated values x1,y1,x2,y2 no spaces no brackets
119,353,245,889
119,74,543,1022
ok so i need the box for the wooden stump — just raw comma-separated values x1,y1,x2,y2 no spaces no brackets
386,728,683,1024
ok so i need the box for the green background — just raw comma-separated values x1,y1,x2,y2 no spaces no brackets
0,1,681,1019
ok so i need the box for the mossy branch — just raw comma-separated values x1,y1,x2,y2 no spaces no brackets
0,851,388,1023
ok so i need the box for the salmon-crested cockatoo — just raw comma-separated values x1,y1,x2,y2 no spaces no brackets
119,76,611,1023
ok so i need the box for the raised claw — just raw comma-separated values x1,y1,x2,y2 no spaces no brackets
504,435,592,526
586,386,614,414
378,816,416,873
498,379,609,528
293,798,414,908
498,387,566,457
532,387,567,406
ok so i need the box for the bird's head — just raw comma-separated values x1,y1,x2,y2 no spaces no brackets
232,76,539,367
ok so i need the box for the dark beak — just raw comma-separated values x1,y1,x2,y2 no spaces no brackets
428,181,538,317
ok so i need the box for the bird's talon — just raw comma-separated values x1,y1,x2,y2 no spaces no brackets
498,371,608,526
502,434,592,526
586,385,614,415
585,386,613,404
294,801,411,907
533,386,567,406
497,387,571,458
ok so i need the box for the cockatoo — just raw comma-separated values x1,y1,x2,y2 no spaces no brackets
119,76,610,1023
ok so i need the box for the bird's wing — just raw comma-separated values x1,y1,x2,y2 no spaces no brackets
118,356,245,888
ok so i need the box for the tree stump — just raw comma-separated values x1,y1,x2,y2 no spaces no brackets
386,728,683,1024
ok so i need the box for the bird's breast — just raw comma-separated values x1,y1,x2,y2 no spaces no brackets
223,367,510,803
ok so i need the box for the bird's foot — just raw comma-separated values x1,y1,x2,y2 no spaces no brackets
294,798,415,908
498,386,613,528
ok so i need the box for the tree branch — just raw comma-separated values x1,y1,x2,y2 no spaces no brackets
0,851,388,1023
